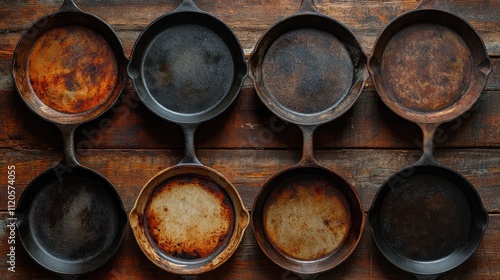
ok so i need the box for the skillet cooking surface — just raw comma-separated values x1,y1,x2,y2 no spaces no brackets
144,174,235,263
369,9,491,124
263,173,351,261
19,169,124,274
261,28,353,115
378,172,471,261
380,23,472,113
369,165,488,275
30,177,120,260
28,25,118,114
142,24,234,115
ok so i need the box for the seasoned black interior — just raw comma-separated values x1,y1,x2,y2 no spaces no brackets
17,167,126,275
143,24,234,115
128,12,247,124
369,165,488,275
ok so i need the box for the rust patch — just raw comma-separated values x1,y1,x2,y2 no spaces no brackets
380,23,472,113
145,175,235,261
263,174,351,261
27,25,118,114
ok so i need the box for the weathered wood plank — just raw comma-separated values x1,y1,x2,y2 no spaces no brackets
1,148,498,213
1,0,499,55
0,212,498,279
1,87,499,149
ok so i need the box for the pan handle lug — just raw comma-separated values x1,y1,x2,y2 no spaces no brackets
175,0,202,13
240,208,250,228
416,123,439,166
297,0,319,14
297,125,319,167
479,57,492,77
14,213,25,227
59,0,82,13
179,123,201,165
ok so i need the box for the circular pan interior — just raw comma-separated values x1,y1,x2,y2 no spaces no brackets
369,9,491,124
16,167,127,275
130,165,249,275
12,11,127,125
369,165,488,275
128,11,247,124
252,166,364,274
144,174,236,264
249,14,367,126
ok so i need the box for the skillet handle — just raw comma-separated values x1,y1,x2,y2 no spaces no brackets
59,0,82,12
415,123,439,166
297,0,319,14
179,123,201,165
56,123,81,167
297,125,320,167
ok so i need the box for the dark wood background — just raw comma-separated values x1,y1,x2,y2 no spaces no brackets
0,0,498,279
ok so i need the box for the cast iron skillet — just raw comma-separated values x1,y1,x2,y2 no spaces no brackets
128,0,249,276
368,1,491,279
12,0,128,278
249,0,368,276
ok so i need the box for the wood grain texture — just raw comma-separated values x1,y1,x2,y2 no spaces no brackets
1,88,499,150
0,0,499,279
0,212,499,279
1,0,499,55
1,149,499,213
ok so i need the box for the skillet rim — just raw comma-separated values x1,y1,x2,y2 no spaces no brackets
127,9,248,125
16,164,128,276
367,8,492,125
129,164,250,275
251,164,365,274
248,12,368,126
11,7,128,126
367,164,489,276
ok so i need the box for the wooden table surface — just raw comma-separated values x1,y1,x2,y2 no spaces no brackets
0,0,499,279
